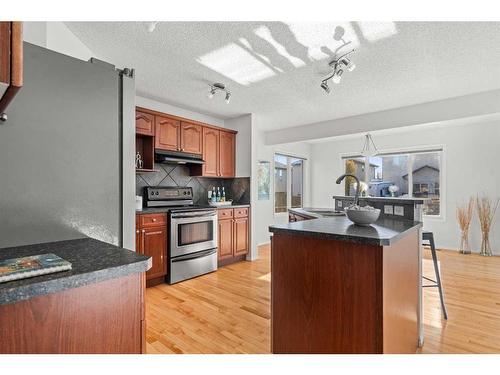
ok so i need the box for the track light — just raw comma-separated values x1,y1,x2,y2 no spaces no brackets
320,49,355,94
207,83,231,104
320,81,331,94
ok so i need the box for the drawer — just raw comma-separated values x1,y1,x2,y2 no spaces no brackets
218,208,234,220
234,207,249,218
139,213,166,227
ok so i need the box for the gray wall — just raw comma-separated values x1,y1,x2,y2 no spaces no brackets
0,43,127,248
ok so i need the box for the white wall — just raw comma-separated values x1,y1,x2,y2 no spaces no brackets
24,22,96,62
251,116,312,253
309,117,500,254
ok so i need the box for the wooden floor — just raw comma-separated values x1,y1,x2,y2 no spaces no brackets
145,245,500,354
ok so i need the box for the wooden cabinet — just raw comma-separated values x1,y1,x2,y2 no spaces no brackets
180,121,202,154
217,207,249,264
135,110,154,136
0,22,23,119
219,131,235,177
194,128,235,178
136,213,167,286
155,115,181,151
202,127,219,176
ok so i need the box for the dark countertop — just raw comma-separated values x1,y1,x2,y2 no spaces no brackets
269,216,422,246
332,195,426,205
0,237,151,306
136,203,250,214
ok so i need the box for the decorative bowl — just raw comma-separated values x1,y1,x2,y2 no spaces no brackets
208,200,233,207
345,206,381,226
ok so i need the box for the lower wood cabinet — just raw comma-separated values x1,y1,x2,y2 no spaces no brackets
217,207,249,264
136,213,167,286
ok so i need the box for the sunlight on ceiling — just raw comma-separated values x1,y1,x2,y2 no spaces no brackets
197,42,276,85
196,22,398,87
254,26,306,68
357,22,398,42
286,22,360,61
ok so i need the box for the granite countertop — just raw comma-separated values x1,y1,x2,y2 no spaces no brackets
269,216,422,246
136,203,250,214
0,237,151,306
332,195,426,204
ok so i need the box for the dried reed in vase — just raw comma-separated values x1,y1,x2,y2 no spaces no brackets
476,195,499,256
456,198,474,254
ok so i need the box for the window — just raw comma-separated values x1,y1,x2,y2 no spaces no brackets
274,154,305,213
343,148,443,216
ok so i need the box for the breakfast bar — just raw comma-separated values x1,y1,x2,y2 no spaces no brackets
269,215,422,354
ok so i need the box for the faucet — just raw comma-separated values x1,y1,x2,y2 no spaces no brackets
336,174,361,206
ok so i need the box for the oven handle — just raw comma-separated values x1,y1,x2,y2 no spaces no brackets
171,248,217,262
171,211,217,219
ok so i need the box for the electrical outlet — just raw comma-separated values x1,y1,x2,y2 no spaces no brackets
384,205,394,215
394,206,405,216
337,200,343,208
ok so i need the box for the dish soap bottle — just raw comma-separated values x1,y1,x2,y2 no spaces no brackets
211,187,216,203
216,187,221,202
221,187,226,202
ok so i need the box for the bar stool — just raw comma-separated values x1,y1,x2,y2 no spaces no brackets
422,231,448,319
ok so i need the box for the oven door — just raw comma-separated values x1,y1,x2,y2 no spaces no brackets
170,210,218,258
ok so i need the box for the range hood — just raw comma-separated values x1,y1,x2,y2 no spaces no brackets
155,149,204,165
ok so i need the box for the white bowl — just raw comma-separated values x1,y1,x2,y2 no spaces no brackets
208,200,233,207
345,207,381,226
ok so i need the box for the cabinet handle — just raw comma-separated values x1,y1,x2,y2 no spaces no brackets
142,229,146,233
152,218,157,222
136,230,139,234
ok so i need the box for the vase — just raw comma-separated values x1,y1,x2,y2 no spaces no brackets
459,231,471,254
480,231,493,256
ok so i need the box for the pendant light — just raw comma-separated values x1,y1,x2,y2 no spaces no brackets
360,133,379,157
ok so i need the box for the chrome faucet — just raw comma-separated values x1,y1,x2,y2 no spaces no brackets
336,174,361,206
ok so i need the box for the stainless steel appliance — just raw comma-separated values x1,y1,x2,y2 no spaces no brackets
144,186,218,284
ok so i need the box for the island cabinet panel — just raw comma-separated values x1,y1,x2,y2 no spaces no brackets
271,234,383,354
0,274,144,354
135,110,154,136
202,127,219,177
155,115,181,151
180,121,202,154
218,130,235,177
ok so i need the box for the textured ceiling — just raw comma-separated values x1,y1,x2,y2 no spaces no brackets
65,22,500,131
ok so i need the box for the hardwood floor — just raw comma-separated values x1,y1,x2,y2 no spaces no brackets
145,245,500,354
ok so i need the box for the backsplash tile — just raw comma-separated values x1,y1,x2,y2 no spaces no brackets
136,163,250,205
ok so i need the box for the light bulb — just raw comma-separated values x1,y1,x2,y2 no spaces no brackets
225,92,231,104
332,69,343,84
207,89,215,99
320,81,330,94
347,61,356,72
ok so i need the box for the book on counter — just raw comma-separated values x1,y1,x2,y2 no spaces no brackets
0,253,72,283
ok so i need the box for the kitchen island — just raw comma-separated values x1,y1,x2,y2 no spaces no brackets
269,215,422,354
0,237,151,354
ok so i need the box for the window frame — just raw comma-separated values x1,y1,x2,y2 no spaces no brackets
273,152,306,216
339,144,446,220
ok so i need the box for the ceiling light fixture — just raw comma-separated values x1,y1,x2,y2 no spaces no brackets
360,133,379,157
207,83,231,104
320,49,355,94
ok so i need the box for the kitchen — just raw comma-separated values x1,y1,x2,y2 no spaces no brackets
1,10,500,370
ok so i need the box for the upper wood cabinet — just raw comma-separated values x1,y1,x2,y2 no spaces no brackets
180,121,202,154
135,110,154,136
202,127,219,177
155,115,181,151
0,22,23,118
219,131,235,178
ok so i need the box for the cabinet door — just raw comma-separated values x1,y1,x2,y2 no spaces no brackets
218,219,233,260
180,122,202,154
202,127,219,177
155,115,180,151
233,217,249,256
136,110,154,136
219,131,235,177
142,227,167,279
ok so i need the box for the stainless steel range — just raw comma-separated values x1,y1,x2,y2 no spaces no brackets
144,186,217,284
